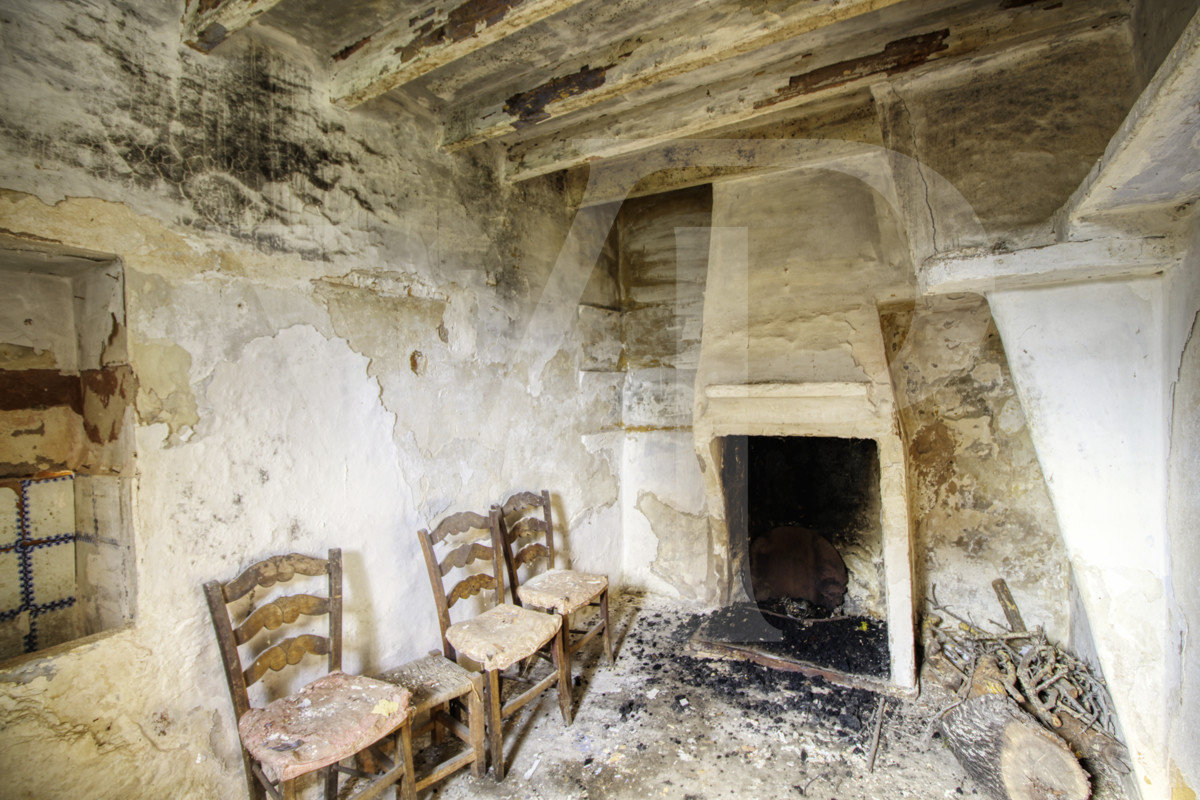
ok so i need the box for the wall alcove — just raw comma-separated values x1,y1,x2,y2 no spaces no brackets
0,238,136,660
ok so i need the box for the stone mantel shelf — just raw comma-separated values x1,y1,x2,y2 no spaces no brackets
703,382,875,399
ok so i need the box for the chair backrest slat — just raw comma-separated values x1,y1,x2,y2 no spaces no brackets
242,634,332,687
495,490,557,607
446,572,498,608
504,518,548,547
501,491,544,517
222,553,330,602
512,542,550,572
417,510,505,661
234,594,330,645
429,511,492,544
204,548,342,720
440,542,497,576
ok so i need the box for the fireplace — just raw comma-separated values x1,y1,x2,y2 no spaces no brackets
690,385,919,695
688,434,895,684
724,435,884,621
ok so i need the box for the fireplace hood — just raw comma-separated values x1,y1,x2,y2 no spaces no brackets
691,225,917,691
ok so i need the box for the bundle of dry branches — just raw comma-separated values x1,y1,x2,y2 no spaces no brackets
924,582,1130,779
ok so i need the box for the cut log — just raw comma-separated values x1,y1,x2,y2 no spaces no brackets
940,657,1090,800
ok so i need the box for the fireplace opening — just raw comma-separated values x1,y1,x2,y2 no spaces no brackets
691,435,892,685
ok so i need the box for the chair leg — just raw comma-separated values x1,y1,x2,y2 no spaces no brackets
243,750,267,800
560,610,574,682
432,701,446,745
283,779,298,800
600,588,613,664
552,628,573,726
324,762,338,800
485,668,505,781
468,673,487,779
397,720,417,800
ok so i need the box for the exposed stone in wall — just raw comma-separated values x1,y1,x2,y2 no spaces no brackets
882,296,1070,642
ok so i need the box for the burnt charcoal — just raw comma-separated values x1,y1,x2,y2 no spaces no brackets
693,603,889,678
618,699,644,721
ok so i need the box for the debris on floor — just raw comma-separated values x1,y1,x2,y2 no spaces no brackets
418,591,999,800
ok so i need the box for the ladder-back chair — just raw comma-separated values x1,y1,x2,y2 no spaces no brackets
204,549,416,800
416,509,572,780
494,490,612,683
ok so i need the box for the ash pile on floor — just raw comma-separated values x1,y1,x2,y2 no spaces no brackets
626,607,882,739
689,602,890,679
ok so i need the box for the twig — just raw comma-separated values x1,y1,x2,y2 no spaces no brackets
867,697,887,773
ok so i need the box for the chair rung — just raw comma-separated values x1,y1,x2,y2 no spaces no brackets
343,759,407,800
433,709,472,742
332,763,378,779
567,623,605,654
501,670,559,718
252,764,283,800
415,749,479,791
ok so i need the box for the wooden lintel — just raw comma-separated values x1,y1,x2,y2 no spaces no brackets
504,5,1130,183
330,0,590,109
442,0,907,151
182,0,287,53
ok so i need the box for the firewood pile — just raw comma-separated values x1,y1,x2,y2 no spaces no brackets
923,580,1131,800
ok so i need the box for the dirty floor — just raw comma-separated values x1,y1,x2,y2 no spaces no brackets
412,590,994,800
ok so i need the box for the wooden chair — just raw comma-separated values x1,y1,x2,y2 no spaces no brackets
374,652,486,792
416,509,572,781
204,549,416,800
493,490,612,682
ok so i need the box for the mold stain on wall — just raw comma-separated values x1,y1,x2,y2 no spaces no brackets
882,296,1071,641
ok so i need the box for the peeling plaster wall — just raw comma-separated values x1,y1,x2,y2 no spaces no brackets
616,187,712,602
881,297,1071,643
0,3,616,797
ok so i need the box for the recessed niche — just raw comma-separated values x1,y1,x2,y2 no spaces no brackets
0,239,136,660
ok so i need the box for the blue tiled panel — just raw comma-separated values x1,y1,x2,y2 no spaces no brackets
0,474,79,659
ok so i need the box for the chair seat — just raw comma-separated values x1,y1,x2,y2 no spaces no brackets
377,653,479,710
446,602,560,671
238,671,412,783
517,569,608,615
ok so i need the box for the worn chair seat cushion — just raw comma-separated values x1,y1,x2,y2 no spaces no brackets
238,671,412,783
376,653,479,711
446,602,561,671
517,569,608,615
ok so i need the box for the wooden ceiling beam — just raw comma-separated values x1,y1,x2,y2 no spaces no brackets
440,0,910,151
183,0,288,53
504,3,1129,183
330,0,591,109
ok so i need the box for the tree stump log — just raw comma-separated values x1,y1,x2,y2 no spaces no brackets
940,657,1090,800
